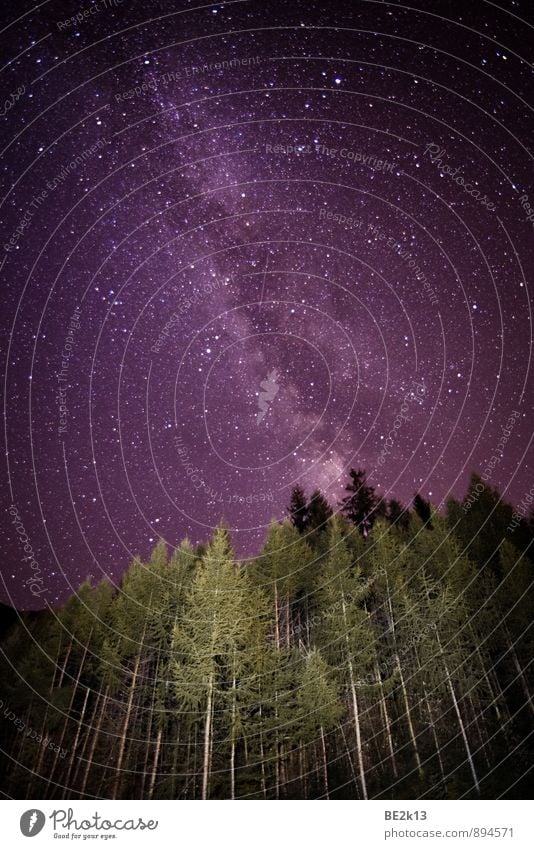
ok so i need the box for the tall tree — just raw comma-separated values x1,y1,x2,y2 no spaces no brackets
288,485,308,534
340,468,378,537
413,492,433,528
172,527,268,799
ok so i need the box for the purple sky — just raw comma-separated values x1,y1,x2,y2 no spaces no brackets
1,0,533,608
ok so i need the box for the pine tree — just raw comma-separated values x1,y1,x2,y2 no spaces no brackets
172,527,268,799
413,493,433,528
306,489,333,538
295,649,342,798
314,517,377,798
288,485,308,534
387,498,410,531
340,468,378,537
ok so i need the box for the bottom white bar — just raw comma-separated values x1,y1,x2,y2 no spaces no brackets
2,800,531,848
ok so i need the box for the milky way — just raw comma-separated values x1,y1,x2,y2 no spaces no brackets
2,0,533,608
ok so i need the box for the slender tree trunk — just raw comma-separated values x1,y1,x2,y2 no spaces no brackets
397,657,423,776
259,703,267,799
46,636,91,798
80,687,109,797
320,725,329,799
141,657,160,797
192,725,198,799
64,684,90,791
422,682,446,790
112,634,144,800
286,595,291,649
299,744,307,799
375,661,398,778
202,672,214,800
274,581,280,650
470,627,503,721
230,662,237,800
347,657,368,799
468,693,491,768
148,727,163,799
437,634,480,795
339,721,359,793
385,584,423,778
55,639,72,690
342,591,368,799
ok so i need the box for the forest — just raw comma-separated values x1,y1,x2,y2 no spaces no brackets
0,471,532,800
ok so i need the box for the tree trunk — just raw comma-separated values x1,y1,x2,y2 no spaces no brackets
375,661,398,778
230,663,237,800
437,633,480,795
64,684,90,791
112,637,144,799
347,657,368,799
148,726,163,799
80,686,109,797
341,590,368,799
46,636,91,798
385,583,423,778
320,725,329,799
259,703,267,799
202,672,214,800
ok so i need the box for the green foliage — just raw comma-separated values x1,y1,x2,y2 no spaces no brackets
1,480,532,800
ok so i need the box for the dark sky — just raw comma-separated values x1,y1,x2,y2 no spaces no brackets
1,0,533,608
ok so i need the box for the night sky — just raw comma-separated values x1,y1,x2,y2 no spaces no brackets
1,0,533,609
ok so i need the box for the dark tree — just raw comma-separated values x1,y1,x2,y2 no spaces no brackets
413,493,433,528
387,498,410,531
306,489,333,536
288,485,308,533
339,468,378,537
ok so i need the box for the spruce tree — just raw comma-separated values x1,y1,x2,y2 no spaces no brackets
288,485,308,533
340,468,378,537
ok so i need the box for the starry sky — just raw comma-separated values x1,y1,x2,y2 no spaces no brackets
1,0,533,609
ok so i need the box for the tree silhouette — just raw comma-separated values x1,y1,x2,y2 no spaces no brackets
339,468,378,537
413,492,433,528
288,485,308,533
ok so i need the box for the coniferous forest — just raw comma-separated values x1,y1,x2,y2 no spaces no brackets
0,471,532,800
